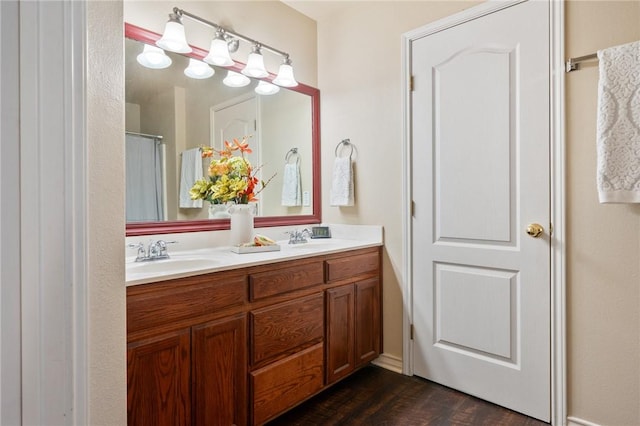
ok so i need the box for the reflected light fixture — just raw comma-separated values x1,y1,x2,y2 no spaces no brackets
136,44,172,69
159,7,298,85
223,70,251,88
156,13,192,53
242,45,269,78
184,58,214,79
203,31,235,67
255,81,280,95
273,57,298,87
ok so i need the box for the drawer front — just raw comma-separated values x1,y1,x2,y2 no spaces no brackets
325,250,379,282
250,293,324,367
127,274,247,334
249,261,324,301
250,343,324,425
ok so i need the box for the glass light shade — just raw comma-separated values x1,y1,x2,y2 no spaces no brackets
136,44,172,69
242,51,268,78
184,58,214,79
223,70,251,88
255,81,280,95
203,38,234,66
273,63,298,87
156,20,192,53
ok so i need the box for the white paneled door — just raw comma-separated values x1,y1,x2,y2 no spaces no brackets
410,1,550,422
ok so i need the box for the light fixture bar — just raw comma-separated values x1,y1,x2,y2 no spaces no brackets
173,7,291,61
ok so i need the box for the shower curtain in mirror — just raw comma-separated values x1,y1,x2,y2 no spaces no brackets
126,133,166,222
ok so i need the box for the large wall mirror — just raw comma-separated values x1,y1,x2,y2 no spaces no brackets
125,23,321,236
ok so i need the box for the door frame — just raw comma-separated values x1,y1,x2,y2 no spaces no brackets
401,1,566,425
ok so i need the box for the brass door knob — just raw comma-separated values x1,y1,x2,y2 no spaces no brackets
526,223,544,238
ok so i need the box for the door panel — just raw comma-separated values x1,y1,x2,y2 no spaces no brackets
411,1,550,421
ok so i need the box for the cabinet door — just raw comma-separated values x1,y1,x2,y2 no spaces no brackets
127,329,191,426
355,278,381,367
192,313,247,426
326,284,355,384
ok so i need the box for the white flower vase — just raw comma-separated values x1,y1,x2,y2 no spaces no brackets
228,203,255,246
208,203,231,219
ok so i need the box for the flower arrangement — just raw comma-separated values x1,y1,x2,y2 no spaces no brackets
189,136,273,205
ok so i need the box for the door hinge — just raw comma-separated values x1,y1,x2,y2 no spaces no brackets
411,200,415,217
254,119,257,131
410,324,414,340
410,75,415,91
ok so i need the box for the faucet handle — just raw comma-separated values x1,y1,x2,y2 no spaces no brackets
154,240,177,257
127,242,147,261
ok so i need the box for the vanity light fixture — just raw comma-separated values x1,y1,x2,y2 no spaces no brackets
223,70,251,87
255,80,280,95
160,7,298,85
184,58,214,79
273,57,298,87
203,31,235,67
136,44,172,69
156,13,192,54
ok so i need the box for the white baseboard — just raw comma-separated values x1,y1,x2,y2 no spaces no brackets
567,416,602,426
371,353,403,374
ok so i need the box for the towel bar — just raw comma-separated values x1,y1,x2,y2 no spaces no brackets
565,52,598,72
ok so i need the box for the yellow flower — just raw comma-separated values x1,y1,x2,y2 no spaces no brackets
190,136,274,205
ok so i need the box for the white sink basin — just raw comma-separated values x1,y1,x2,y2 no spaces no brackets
126,256,217,276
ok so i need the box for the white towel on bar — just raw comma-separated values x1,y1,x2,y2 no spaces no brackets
179,148,203,208
281,162,302,206
330,156,354,206
596,40,640,203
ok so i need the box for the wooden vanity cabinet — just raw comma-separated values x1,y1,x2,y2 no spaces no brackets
325,251,382,385
127,272,248,426
127,246,382,426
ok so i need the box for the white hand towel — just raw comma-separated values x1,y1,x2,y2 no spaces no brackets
330,156,354,206
596,40,640,203
281,162,302,206
179,148,203,208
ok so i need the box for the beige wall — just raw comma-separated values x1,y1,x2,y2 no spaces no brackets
565,1,640,424
87,1,127,424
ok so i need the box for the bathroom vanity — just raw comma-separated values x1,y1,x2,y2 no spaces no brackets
126,235,382,425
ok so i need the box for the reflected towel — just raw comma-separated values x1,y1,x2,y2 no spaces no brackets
330,156,354,206
281,162,302,206
179,148,203,208
596,40,640,203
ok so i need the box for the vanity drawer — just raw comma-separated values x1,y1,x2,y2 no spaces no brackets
250,343,324,425
249,261,324,301
250,293,324,367
127,273,248,334
325,250,380,283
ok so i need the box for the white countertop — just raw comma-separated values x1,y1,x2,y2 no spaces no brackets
126,224,383,286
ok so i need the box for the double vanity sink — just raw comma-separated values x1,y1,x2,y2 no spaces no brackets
126,226,383,285
125,225,383,425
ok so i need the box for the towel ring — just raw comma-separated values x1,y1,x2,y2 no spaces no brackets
285,148,301,166
335,139,354,158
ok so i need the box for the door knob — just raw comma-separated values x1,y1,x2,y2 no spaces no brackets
526,223,544,238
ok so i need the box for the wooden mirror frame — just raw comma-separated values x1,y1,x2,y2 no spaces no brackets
124,23,321,236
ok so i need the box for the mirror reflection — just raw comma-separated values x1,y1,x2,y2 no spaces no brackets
125,32,318,229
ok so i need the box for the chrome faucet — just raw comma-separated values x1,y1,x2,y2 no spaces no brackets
287,229,311,244
127,240,177,262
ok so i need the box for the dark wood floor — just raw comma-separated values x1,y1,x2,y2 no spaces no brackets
268,365,549,426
